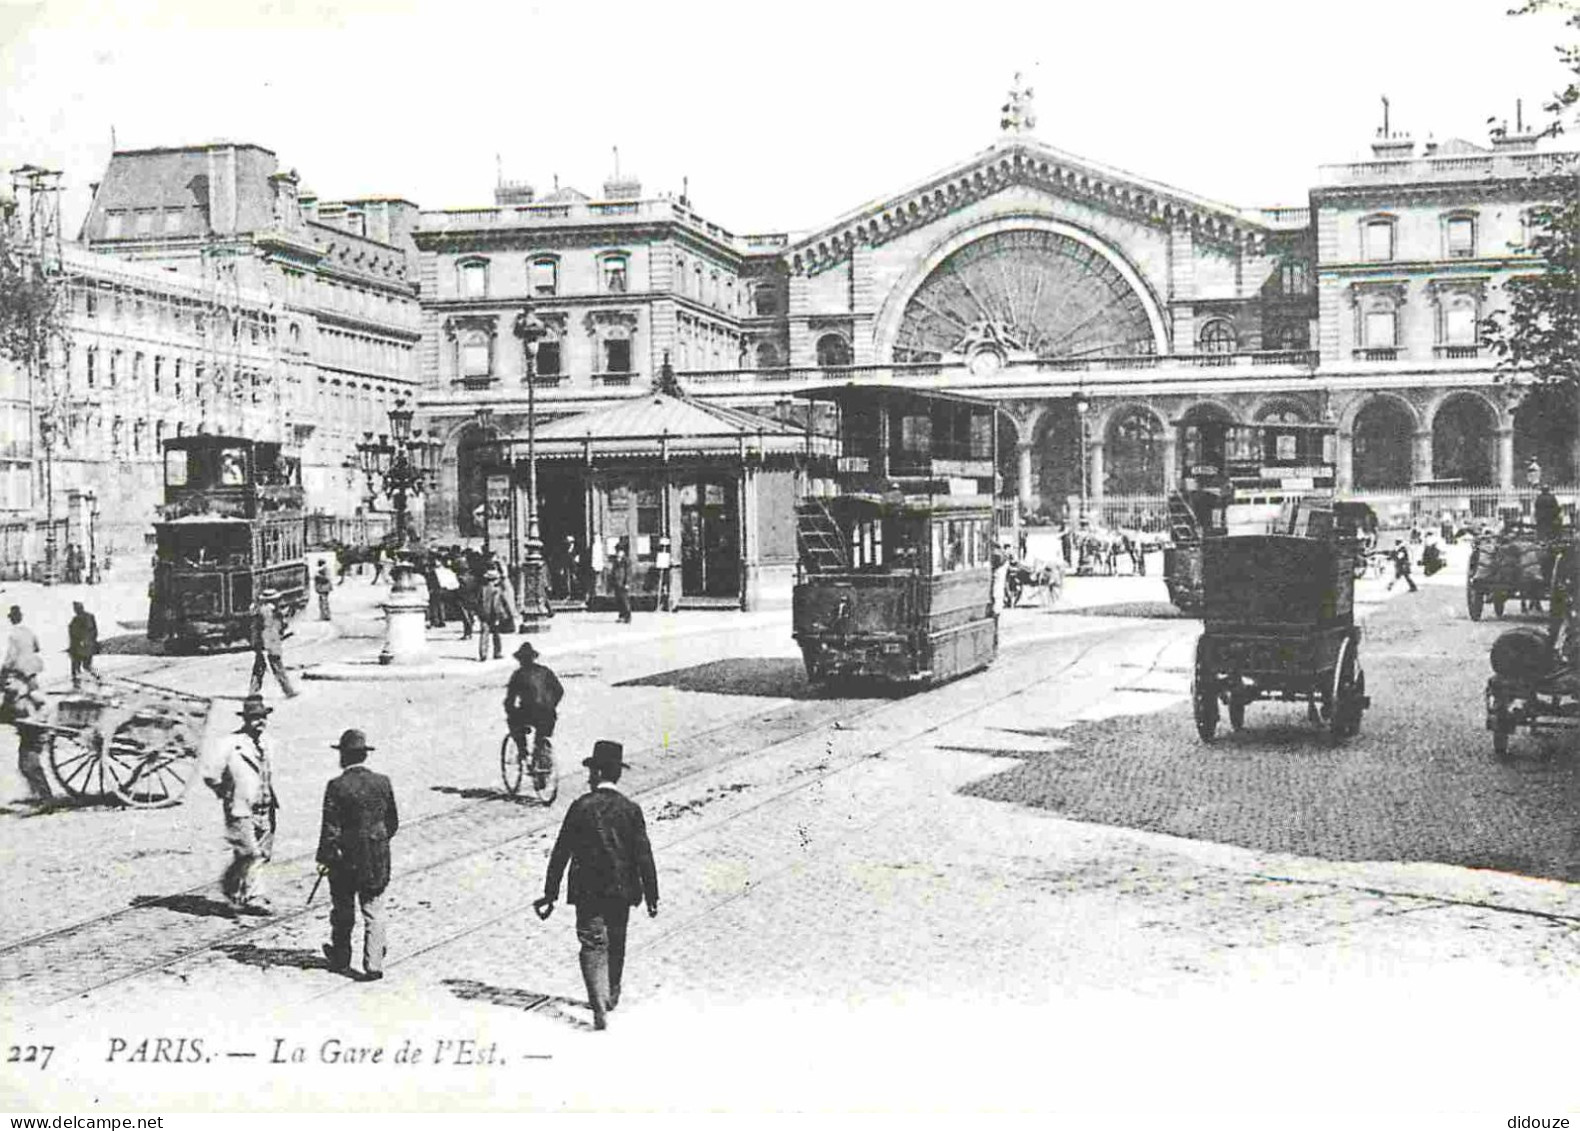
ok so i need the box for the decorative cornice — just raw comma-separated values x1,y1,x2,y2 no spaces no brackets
1346,280,1409,307
1426,276,1490,304
582,309,639,336
444,313,500,340
786,143,1268,277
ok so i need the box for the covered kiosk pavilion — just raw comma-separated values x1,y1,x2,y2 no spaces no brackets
493,368,838,611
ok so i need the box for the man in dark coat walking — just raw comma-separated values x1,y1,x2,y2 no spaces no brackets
316,729,399,981
67,601,102,688
539,740,658,1030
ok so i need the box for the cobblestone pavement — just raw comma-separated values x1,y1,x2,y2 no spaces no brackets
5,558,1580,1112
967,546,1580,880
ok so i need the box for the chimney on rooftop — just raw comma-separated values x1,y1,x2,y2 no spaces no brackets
1490,99,1540,153
495,181,535,205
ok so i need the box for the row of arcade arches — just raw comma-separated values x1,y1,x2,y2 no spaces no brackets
1015,391,1575,502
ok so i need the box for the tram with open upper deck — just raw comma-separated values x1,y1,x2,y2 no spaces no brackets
792,385,999,687
148,436,309,650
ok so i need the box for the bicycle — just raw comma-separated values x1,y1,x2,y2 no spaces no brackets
500,727,559,804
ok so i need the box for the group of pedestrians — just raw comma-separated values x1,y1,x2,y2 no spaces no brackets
196,653,658,1030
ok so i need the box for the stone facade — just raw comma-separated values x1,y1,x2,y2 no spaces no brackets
76,143,423,519
413,128,1575,542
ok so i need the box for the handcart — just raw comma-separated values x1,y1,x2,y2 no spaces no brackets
16,676,213,807
1192,503,1370,743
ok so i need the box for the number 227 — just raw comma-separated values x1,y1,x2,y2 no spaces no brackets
7,1045,54,1070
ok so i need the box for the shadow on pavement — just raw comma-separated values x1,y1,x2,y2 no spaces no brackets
616,657,821,699
430,785,549,806
215,942,335,972
98,633,170,656
443,978,595,1031
130,892,238,919
1050,601,1185,619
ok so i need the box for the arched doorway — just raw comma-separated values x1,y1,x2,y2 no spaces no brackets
1432,394,1497,486
1351,397,1414,490
1513,386,1578,486
1177,402,1236,483
455,425,494,539
1033,404,1082,523
1104,407,1165,495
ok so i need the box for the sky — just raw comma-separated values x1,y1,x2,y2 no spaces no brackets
0,0,1573,239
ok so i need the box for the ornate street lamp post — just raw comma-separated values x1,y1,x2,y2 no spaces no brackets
513,310,552,633
355,400,442,663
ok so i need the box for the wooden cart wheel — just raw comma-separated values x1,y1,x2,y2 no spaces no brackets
1329,635,1364,741
1192,637,1219,743
110,724,196,808
48,730,129,800
1489,689,1514,761
1491,715,1512,760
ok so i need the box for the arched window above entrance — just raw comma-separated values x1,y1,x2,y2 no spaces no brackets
816,334,851,369
1199,320,1237,354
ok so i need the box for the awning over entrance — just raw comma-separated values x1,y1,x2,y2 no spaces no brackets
496,390,839,462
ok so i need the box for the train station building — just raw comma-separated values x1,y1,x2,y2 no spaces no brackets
411,105,1577,567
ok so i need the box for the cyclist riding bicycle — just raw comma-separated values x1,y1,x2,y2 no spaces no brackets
505,640,564,767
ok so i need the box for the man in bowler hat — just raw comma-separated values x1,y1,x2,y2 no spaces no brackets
316,729,399,981
540,740,659,1029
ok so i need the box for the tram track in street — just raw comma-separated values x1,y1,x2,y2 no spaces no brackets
7,621,1185,1014
300,621,1196,1006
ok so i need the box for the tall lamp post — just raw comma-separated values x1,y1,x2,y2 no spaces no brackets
512,310,552,633
356,400,441,663
1075,392,1090,528
38,411,56,585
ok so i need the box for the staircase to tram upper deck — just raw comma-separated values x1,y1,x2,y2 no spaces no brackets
1168,489,1203,546
796,498,849,574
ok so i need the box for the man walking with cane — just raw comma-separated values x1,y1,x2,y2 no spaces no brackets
537,740,658,1030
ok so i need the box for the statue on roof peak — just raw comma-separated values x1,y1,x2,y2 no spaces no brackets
1000,72,1036,136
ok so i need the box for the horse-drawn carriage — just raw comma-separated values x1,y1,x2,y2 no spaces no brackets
1191,499,1370,742
12,676,212,807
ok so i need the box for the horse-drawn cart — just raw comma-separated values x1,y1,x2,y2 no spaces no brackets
16,677,212,807
1192,504,1370,742
1467,528,1564,620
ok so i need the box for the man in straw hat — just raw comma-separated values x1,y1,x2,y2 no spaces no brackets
538,740,659,1030
197,694,280,913
316,729,399,981
504,640,563,771
247,589,298,699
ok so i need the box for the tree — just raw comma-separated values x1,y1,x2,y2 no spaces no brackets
0,200,63,373
1483,2,1580,402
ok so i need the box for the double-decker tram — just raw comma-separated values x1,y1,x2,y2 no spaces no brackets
149,436,309,649
1165,419,1352,613
792,385,999,687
